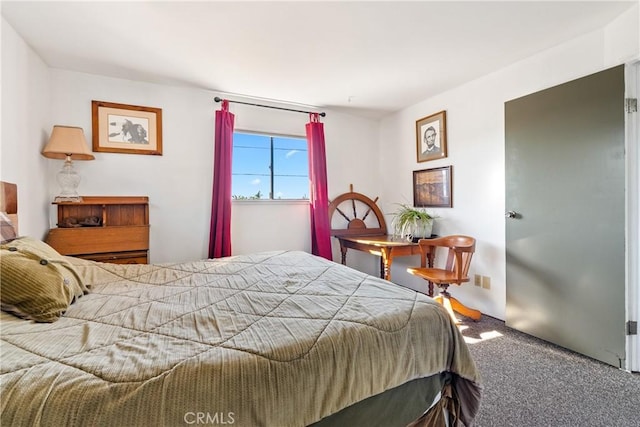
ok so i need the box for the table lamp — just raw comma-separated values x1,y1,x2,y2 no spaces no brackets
42,125,95,202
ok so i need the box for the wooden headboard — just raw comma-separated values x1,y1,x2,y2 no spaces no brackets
0,181,18,233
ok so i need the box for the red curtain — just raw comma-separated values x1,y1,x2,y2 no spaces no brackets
208,100,235,258
306,113,333,260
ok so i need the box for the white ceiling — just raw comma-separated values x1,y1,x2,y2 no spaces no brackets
1,1,636,119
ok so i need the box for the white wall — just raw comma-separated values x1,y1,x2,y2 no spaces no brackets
1,17,382,266
379,5,640,320
45,71,381,263
0,17,51,239
48,72,216,262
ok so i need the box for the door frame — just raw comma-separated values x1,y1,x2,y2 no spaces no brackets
626,59,640,373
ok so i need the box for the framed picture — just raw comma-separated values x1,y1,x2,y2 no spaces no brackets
416,110,447,162
92,101,163,155
413,166,452,208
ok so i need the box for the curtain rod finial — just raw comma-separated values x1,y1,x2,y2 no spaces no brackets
214,96,222,102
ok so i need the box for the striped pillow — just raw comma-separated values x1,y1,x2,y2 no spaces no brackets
0,237,89,322
0,211,16,243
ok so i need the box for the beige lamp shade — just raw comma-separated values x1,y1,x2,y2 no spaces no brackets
42,125,94,202
42,125,95,160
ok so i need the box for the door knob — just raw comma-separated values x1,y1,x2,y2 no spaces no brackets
506,210,518,219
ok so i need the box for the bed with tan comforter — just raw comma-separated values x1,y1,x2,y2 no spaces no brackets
1,250,481,426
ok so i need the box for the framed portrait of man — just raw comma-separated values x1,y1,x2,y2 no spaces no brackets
416,110,447,163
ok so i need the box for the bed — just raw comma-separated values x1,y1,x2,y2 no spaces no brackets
0,182,481,427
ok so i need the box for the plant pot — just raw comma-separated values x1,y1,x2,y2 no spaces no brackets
405,219,433,242
391,204,436,242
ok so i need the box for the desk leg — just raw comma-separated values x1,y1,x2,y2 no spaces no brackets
381,248,392,281
340,245,348,265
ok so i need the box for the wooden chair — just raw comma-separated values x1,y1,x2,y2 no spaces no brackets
407,235,481,323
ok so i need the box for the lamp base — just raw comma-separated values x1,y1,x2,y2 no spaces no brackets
54,195,83,203
56,156,83,203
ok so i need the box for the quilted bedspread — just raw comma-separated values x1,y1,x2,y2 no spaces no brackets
1,250,481,426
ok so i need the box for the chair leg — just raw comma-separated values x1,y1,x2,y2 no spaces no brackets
449,295,482,321
433,293,460,324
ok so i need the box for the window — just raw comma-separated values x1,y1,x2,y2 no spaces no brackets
232,132,309,200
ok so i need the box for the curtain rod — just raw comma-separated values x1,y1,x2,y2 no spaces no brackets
214,96,326,117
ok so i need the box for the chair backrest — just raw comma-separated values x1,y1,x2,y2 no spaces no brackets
418,235,476,284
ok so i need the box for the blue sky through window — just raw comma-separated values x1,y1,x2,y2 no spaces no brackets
232,132,309,199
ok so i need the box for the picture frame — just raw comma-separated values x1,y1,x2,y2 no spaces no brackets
416,110,447,162
413,165,453,208
92,100,163,155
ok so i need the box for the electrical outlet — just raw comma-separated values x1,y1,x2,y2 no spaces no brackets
474,274,481,286
482,276,491,290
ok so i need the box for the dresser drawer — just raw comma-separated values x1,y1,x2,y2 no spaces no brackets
46,225,149,256
77,250,148,264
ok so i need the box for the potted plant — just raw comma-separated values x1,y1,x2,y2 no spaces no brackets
391,204,436,242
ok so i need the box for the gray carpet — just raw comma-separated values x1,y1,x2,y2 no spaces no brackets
458,315,640,427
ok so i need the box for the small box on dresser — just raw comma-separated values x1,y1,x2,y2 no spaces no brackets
45,196,149,264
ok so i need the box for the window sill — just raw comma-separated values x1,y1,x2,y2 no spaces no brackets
232,199,310,206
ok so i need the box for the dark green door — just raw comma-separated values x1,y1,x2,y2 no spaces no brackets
505,65,626,367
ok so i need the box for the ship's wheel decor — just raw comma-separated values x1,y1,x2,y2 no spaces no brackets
328,184,387,238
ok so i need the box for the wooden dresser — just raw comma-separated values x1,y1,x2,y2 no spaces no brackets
45,196,149,264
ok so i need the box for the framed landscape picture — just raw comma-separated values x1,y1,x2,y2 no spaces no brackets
416,110,447,163
413,166,452,208
92,100,163,155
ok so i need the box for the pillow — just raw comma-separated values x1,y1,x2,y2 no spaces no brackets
0,211,17,243
0,236,89,322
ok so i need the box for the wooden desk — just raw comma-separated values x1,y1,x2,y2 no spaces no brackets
336,234,436,296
